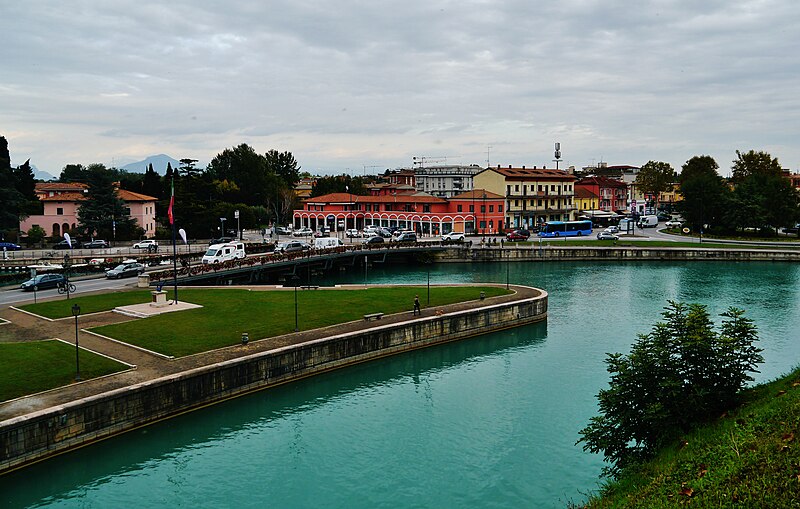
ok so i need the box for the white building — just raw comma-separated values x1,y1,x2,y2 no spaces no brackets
413,165,484,199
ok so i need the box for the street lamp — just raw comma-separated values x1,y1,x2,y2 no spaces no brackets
219,217,227,237
292,275,300,332
72,304,81,381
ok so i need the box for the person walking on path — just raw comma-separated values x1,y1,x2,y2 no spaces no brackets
413,295,421,315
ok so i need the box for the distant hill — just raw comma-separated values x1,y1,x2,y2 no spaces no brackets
120,154,181,175
30,164,56,181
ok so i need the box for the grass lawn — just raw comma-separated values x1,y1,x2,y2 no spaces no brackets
90,286,510,358
19,291,154,319
0,341,130,402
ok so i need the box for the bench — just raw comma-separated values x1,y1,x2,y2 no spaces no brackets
300,285,319,290
363,312,384,321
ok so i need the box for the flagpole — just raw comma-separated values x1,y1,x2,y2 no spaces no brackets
170,172,178,305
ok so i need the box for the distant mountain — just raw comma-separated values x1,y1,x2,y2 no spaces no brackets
120,154,181,175
29,164,56,181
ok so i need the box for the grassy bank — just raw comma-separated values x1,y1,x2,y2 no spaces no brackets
0,341,129,401
581,367,800,508
89,286,510,357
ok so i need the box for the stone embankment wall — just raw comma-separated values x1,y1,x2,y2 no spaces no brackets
0,290,547,473
437,245,800,263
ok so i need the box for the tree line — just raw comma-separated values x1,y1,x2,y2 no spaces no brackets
636,150,799,234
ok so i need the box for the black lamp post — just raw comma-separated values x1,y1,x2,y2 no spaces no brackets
292,275,300,332
72,304,81,381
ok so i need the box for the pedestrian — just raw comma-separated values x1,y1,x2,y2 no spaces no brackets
413,295,421,315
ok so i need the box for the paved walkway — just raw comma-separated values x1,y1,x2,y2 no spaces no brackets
0,284,542,421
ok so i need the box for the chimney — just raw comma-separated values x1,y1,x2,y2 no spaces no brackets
522,165,526,169
508,165,512,169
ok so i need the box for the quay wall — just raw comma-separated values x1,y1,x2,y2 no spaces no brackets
437,245,800,263
0,290,547,473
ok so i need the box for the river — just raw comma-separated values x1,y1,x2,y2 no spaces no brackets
2,261,799,508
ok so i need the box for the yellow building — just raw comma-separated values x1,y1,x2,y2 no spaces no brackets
474,166,577,230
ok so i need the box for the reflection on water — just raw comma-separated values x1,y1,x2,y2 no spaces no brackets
2,261,799,509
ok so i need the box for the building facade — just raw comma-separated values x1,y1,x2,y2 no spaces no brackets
575,176,628,212
413,165,484,199
474,166,577,229
20,183,158,239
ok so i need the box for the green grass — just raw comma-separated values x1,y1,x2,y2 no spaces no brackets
90,286,511,357
0,341,129,401
19,291,154,319
581,368,800,508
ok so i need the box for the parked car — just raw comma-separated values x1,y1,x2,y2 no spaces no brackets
133,239,159,249
276,226,293,235
656,212,672,221
292,227,313,237
377,228,393,238
506,229,531,241
392,231,418,242
275,241,310,253
53,239,81,249
664,220,682,228
604,225,620,234
20,273,66,291
83,239,109,249
441,231,465,243
345,229,361,238
106,262,145,279
597,231,619,241
363,226,379,236
0,241,21,251
362,235,385,245
782,224,800,234
209,236,235,245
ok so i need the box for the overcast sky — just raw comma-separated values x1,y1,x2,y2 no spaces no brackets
3,1,799,176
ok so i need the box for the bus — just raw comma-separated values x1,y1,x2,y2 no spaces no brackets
537,220,593,238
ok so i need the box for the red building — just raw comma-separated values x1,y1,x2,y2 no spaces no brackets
574,176,628,213
293,189,505,236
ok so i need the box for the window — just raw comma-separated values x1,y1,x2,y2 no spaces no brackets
457,204,462,212
514,200,518,207
506,185,511,195
423,204,430,213
480,205,486,213
479,221,486,229
56,207,63,215
538,199,542,206
489,205,494,212
469,205,474,212
499,205,503,212
515,185,519,192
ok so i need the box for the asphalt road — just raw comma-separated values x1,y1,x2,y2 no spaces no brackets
0,275,139,308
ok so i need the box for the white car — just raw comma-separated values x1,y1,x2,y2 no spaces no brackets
292,227,313,237
665,220,682,228
133,239,158,249
442,231,465,242
345,229,361,238
604,226,620,234
597,231,619,241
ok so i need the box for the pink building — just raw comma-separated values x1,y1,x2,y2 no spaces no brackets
20,183,158,238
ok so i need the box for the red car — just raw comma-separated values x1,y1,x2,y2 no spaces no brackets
505,229,531,241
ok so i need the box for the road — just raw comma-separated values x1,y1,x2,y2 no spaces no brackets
0,275,140,308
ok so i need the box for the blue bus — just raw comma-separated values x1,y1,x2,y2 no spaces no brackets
537,220,593,237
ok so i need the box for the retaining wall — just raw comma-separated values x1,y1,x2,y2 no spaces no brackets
437,246,800,263
0,290,547,473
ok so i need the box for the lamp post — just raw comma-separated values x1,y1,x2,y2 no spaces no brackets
72,304,81,381
292,275,300,332
219,217,227,237
235,209,240,240
427,263,431,305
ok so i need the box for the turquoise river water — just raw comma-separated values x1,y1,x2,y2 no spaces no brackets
2,261,800,508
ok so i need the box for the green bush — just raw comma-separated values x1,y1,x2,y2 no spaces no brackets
578,302,763,477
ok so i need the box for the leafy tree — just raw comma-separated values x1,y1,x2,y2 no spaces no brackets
677,156,729,231
578,302,762,477
723,150,799,232
311,174,367,197
731,149,782,183
59,164,88,183
265,149,301,188
26,225,46,247
206,144,280,206
636,161,675,211
77,164,140,240
141,163,163,199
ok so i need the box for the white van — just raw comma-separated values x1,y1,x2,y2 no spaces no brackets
637,215,659,228
202,242,246,264
313,237,344,249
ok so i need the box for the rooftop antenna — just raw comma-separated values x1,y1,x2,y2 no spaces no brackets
486,145,492,168
553,142,562,171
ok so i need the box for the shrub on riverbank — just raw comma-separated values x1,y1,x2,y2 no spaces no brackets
580,366,800,508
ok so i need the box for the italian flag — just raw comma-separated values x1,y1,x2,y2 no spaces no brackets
167,178,175,225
